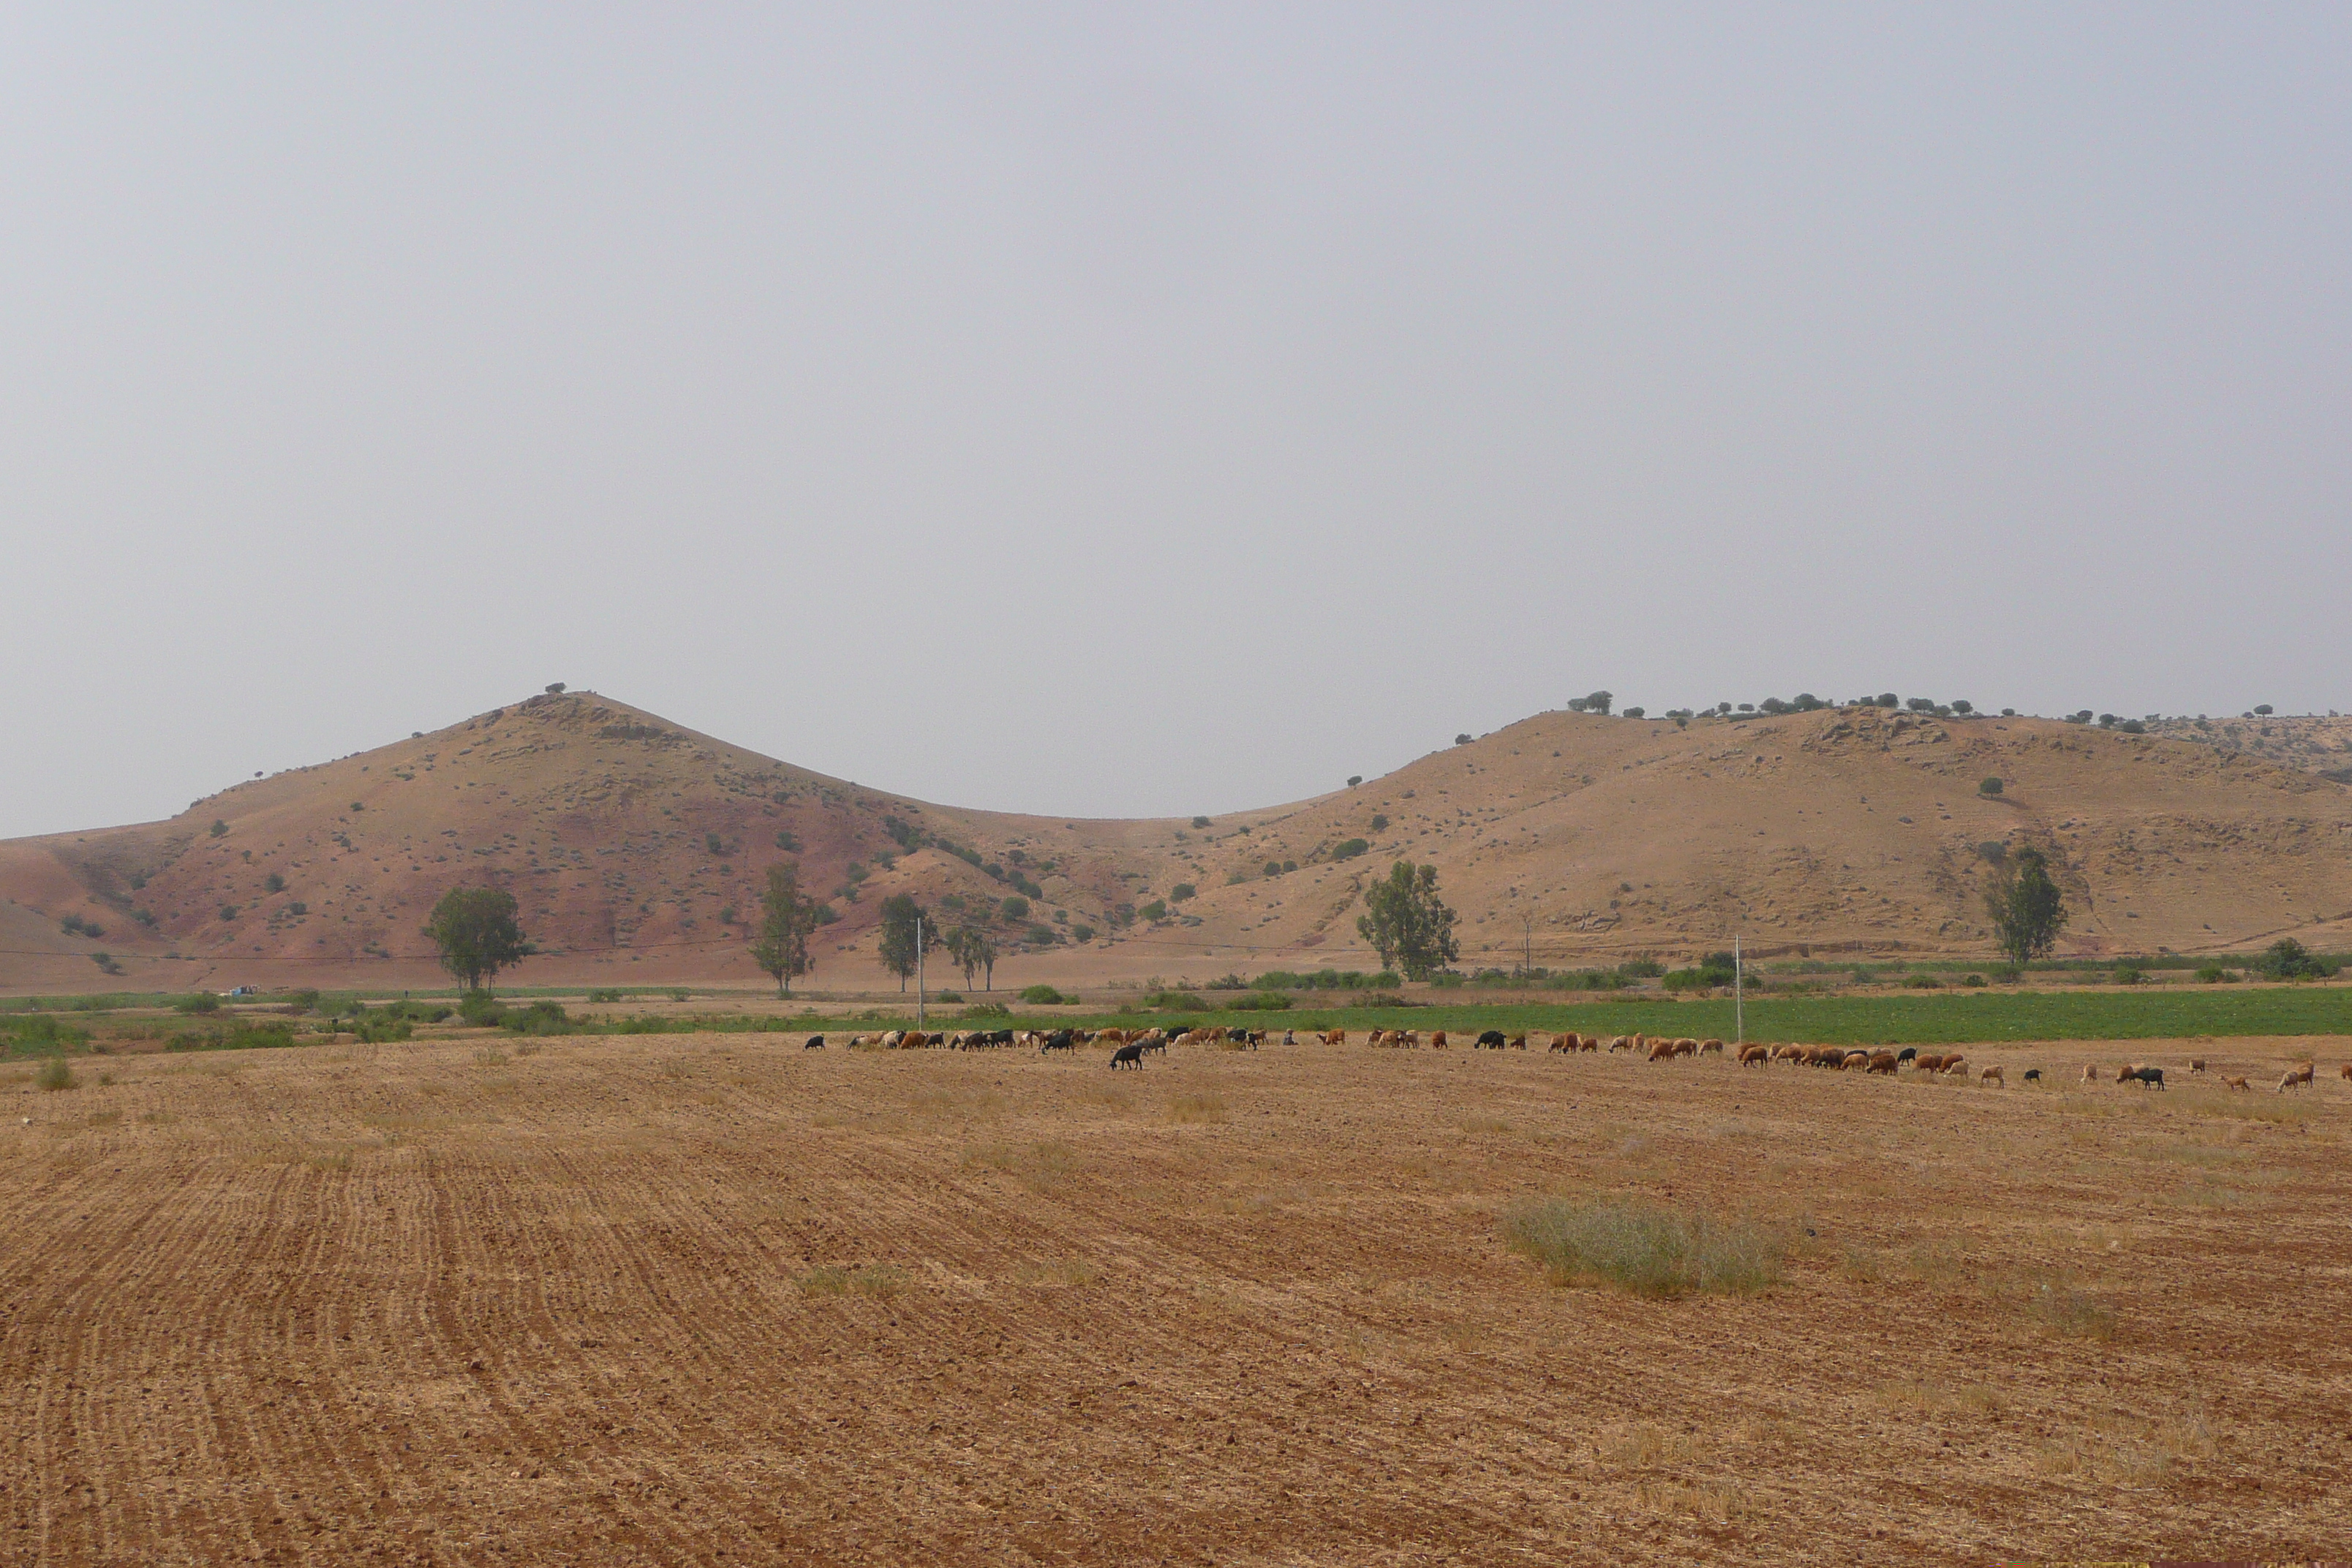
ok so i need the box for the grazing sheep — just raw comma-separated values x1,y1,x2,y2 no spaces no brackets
1608,1036,1634,1053
2081,1063,2101,1085
1842,1050,1872,1071
2188,1058,2207,1075
803,1034,826,1049
1895,1047,1918,1066
1738,1044,1772,1066
1320,1028,1346,1046
2126,1066,2166,1090
1109,1042,1145,1070
1699,1038,1725,1055
1475,1029,1507,1049
1040,1030,1076,1054
2224,1076,2250,1092
1648,1038,1678,1061
1509,1033,1529,1050
2341,1063,2352,1082
2278,1063,2316,1093
1868,1051,1899,1075
1980,1065,2005,1088
1913,1053,1947,1074
2022,1068,2041,1082
1548,1031,1578,1053
1940,1056,1969,1077
1428,1030,1449,1049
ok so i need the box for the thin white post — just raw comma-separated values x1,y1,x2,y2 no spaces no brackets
916,916,925,1028
1734,933,1744,1046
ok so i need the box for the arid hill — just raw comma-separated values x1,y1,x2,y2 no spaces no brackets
4,692,2350,993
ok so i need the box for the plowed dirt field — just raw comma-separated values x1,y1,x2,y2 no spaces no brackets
4,1032,2347,1564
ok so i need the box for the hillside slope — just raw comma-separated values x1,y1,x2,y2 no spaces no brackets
4,693,2350,993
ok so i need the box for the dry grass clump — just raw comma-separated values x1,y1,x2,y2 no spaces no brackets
1011,1258,1100,1289
34,1057,76,1092
1874,1379,2006,1417
962,1140,1077,1191
473,1047,508,1066
1457,1115,1514,1136
1501,1200,1784,1298
1166,1093,1227,1125
1595,1421,1698,1466
2033,1409,2215,1482
2022,1276,2117,1340
794,1264,907,1298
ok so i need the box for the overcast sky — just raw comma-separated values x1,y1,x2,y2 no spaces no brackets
4,5,2346,838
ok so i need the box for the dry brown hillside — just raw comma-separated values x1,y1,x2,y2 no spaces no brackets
4,693,2350,994
2152,712,2352,783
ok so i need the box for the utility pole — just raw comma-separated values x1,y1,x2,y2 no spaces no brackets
1734,933,1744,1047
1520,907,1535,978
916,916,925,1029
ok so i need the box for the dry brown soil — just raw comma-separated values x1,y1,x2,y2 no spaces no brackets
4,1032,2348,1564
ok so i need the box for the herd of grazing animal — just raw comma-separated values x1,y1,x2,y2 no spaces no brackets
797,1024,2345,1091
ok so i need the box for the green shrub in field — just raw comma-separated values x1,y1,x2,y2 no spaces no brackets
587,988,625,1003
1225,991,1292,1011
502,1000,573,1036
1019,984,1066,1006
2194,965,2236,984
457,993,506,1026
1501,1200,1783,1298
165,1024,297,1053
958,1000,1010,1019
2255,938,2337,981
1621,957,1665,979
4,1015,89,1055
174,993,222,1014
2114,965,2144,986
34,1056,75,1092
1962,973,1987,987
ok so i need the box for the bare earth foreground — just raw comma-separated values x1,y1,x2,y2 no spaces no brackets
4,1033,2347,1564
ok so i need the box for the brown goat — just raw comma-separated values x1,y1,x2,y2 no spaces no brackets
1980,1065,2005,1088
2278,1063,2316,1093
2224,1076,2250,1092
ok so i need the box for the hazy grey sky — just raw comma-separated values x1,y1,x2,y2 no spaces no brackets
5,5,2347,838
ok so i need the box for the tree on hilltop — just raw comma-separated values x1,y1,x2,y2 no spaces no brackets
423,887,534,993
